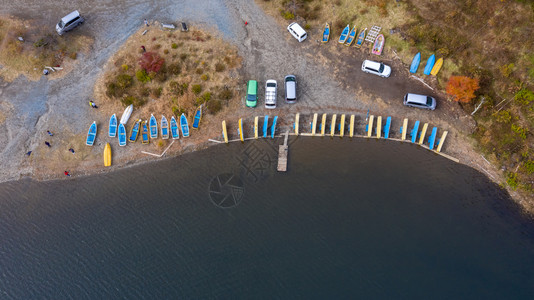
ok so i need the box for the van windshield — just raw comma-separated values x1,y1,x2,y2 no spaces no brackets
379,64,384,72
59,21,65,28
426,97,433,106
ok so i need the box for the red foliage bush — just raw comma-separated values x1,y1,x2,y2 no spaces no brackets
446,76,480,103
139,52,165,73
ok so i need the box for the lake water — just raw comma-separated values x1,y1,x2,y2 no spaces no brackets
1,137,534,298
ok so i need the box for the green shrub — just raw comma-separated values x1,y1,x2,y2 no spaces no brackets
116,74,133,89
136,69,151,83
499,63,514,77
140,87,150,96
167,63,181,75
163,49,169,54
201,74,209,81
121,64,129,71
208,100,222,114
171,43,178,49
494,110,512,123
506,172,519,190
523,160,534,175
511,124,528,139
106,82,117,98
195,68,203,75
215,62,225,72
219,89,233,100
121,96,146,107
169,81,188,95
192,84,202,95
202,92,211,102
154,71,167,82
172,105,185,116
515,88,534,106
152,87,162,98
280,10,295,20
304,23,311,30
180,53,188,61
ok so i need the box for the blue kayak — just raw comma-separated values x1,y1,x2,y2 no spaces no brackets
86,122,97,146
129,119,140,142
149,114,157,139
338,25,350,44
423,54,435,75
180,113,189,137
118,123,127,146
271,116,278,138
109,114,117,138
263,116,269,138
410,52,421,73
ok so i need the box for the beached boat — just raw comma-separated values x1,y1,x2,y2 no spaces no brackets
254,116,259,138
222,120,228,143
120,104,133,125
263,115,269,138
322,23,330,43
238,118,244,142
86,121,97,146
271,116,278,139
141,120,149,144
410,52,421,73
430,57,443,76
192,106,202,129
180,113,190,137
129,119,141,142
149,114,158,139
423,54,436,75
109,114,117,137
161,115,169,139
344,26,357,46
354,28,367,48
371,34,385,55
170,116,180,139
118,123,126,146
103,143,111,167
338,25,350,44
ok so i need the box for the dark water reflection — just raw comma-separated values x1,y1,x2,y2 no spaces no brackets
0,138,533,298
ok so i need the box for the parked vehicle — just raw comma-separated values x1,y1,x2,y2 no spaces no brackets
265,80,277,109
403,93,437,110
246,80,258,108
361,60,391,78
56,10,84,35
284,75,297,103
287,22,307,42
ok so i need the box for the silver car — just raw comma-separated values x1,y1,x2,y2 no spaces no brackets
403,93,437,110
361,60,391,78
56,10,84,35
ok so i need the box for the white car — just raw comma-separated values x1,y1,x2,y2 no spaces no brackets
287,22,307,42
361,60,391,78
265,80,277,109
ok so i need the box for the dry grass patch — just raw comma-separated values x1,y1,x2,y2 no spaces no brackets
0,16,92,81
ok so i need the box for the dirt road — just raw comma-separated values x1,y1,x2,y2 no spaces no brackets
0,0,491,191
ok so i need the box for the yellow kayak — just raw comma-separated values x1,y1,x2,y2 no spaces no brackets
103,143,112,167
430,58,443,76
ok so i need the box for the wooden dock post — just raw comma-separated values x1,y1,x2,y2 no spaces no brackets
401,118,408,141
330,114,337,137
418,123,428,145
376,116,382,138
294,113,300,135
277,130,289,172
349,115,355,137
321,113,327,136
367,115,374,137
436,131,448,152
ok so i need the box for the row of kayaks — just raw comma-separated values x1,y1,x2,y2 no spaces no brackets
222,115,279,143
86,104,203,147
322,23,384,55
410,53,443,76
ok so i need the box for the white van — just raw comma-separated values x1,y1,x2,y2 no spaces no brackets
403,93,437,110
287,22,307,42
361,60,391,78
284,75,297,103
56,10,84,35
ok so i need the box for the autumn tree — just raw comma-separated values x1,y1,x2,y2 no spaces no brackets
446,76,480,103
139,52,165,73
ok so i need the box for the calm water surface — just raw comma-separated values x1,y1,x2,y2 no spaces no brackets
1,138,533,299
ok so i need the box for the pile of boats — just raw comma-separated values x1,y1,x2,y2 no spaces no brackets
85,104,203,165
322,23,384,55
409,52,443,76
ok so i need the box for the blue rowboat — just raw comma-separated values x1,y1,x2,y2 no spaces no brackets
170,116,180,139
129,119,141,142
149,114,157,139
322,23,330,43
410,120,420,143
344,26,357,46
338,25,350,44
141,120,149,144
423,54,436,75
161,115,169,139
86,121,97,146
428,127,438,150
271,116,278,138
384,116,391,139
118,123,126,146
180,113,190,137
263,115,269,138
109,114,117,137
192,106,202,129
410,52,421,73
354,28,366,48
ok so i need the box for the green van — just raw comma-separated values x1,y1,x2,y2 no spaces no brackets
246,80,258,107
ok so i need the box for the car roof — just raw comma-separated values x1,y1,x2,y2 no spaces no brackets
288,23,306,35
247,80,257,94
364,60,381,70
61,10,80,23
406,93,429,105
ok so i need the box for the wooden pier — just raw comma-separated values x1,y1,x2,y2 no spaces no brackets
277,130,289,172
